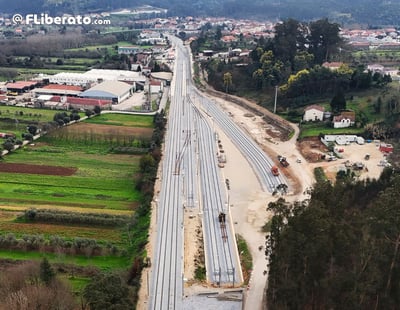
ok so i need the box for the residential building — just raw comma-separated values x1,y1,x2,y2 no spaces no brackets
303,104,325,121
333,111,356,128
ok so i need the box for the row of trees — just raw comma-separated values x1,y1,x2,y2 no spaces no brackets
0,233,120,257
0,33,117,58
281,64,391,102
22,208,130,227
53,110,81,126
266,168,400,309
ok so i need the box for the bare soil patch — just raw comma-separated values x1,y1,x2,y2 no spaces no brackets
0,163,77,176
298,137,329,162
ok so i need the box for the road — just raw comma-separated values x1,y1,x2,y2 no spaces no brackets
148,37,288,309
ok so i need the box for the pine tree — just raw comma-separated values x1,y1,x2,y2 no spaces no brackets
39,257,55,286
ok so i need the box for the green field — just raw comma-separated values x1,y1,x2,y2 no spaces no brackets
299,122,365,139
0,106,65,122
0,113,153,273
0,249,130,270
0,106,85,140
0,126,145,211
85,113,154,127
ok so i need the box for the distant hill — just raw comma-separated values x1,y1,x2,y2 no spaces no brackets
1,0,399,27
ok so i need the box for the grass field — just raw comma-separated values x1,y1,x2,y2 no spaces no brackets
0,106,86,140
0,139,142,210
85,113,154,128
0,106,62,122
0,249,130,270
299,122,365,139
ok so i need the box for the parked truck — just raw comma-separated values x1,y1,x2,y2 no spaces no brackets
277,155,289,167
271,166,279,176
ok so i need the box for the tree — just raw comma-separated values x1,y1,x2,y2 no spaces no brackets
85,110,94,117
94,105,101,115
330,90,346,112
215,26,222,40
139,153,156,174
308,18,342,64
3,141,14,152
153,61,161,72
83,273,133,310
27,125,37,135
374,97,382,114
252,68,264,90
223,72,232,94
39,258,55,286
22,133,34,142
273,18,307,66
178,31,186,40
293,51,314,71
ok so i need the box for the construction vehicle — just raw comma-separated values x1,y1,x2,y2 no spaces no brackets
271,166,279,176
277,155,289,167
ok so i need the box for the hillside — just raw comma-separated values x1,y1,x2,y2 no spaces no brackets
266,169,400,309
1,0,400,26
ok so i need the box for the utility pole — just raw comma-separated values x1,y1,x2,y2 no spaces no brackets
273,85,278,114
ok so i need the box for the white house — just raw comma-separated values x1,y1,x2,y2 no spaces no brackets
303,105,325,121
333,111,356,128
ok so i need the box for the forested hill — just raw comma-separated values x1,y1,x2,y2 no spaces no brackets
1,0,400,26
266,168,400,309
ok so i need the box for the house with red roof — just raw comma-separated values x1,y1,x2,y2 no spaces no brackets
333,111,356,128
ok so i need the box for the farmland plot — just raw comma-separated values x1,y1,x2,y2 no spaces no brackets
0,114,154,274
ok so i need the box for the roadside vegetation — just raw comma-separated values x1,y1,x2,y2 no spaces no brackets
236,234,253,284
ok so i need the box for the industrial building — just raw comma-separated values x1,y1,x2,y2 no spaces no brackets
79,80,134,104
38,96,112,110
33,84,83,97
42,69,144,87
6,81,40,94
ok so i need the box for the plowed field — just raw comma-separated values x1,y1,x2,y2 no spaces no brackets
0,163,77,176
